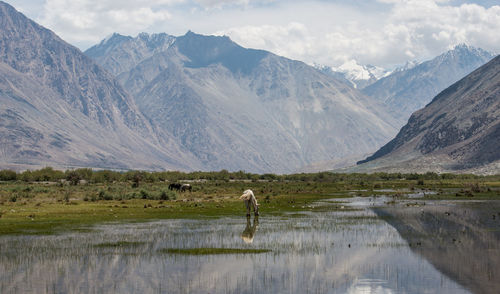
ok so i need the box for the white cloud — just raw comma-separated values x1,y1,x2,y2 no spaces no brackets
39,0,181,46
194,0,249,8
8,0,500,68
217,0,500,68
218,22,313,58
193,0,275,9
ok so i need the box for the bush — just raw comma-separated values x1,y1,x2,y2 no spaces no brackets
98,190,113,201
160,190,177,200
29,167,65,182
64,192,70,203
466,183,482,193
66,171,82,185
0,170,17,181
91,170,121,183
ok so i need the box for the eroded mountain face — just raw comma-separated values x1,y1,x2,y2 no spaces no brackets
356,55,500,174
86,31,398,173
0,1,192,171
363,44,494,125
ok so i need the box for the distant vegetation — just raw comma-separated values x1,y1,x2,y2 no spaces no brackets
0,167,495,184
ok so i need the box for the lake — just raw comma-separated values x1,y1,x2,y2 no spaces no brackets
1,196,499,293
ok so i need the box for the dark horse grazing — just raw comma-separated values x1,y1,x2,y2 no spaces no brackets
169,183,192,192
168,183,182,191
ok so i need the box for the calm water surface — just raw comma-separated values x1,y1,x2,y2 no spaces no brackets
1,196,499,294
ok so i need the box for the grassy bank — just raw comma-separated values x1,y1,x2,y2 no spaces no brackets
1,170,499,235
0,181,336,235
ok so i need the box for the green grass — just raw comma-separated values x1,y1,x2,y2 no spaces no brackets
159,248,271,255
0,177,498,236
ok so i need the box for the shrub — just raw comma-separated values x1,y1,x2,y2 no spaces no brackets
30,167,65,182
0,170,17,181
160,191,169,200
66,171,82,186
98,190,113,201
63,192,70,203
160,190,177,200
467,183,482,193
91,170,121,183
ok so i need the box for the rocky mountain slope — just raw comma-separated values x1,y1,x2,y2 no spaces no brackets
85,32,176,76
0,1,192,171
363,44,494,125
86,32,398,173
354,55,500,174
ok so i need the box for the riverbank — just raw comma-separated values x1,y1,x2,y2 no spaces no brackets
1,174,499,235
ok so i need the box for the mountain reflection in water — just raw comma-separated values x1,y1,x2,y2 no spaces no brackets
374,201,500,294
0,198,485,293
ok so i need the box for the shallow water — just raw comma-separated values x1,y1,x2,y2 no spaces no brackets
1,197,499,293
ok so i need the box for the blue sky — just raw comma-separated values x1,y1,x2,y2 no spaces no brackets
6,0,500,69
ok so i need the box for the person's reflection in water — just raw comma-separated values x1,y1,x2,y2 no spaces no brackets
241,216,259,244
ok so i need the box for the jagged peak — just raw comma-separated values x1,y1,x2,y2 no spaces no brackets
180,30,233,43
452,43,476,51
444,43,493,57
101,32,130,44
394,60,420,72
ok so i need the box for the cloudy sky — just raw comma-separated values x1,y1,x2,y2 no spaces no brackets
7,0,500,69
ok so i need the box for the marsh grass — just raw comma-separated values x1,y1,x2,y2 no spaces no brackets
1,175,499,235
95,241,146,248
159,248,271,255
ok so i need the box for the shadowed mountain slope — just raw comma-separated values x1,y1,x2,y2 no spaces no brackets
363,45,494,125
354,55,500,174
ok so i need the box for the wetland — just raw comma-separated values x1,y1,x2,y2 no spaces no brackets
0,169,499,293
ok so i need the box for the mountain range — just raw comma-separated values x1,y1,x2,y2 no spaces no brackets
354,55,500,174
85,31,398,173
0,1,397,173
319,45,494,127
1,0,497,174
0,1,193,171
362,44,494,125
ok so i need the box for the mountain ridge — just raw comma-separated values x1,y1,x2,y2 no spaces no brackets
353,54,500,174
0,1,194,171
87,31,398,173
362,44,495,125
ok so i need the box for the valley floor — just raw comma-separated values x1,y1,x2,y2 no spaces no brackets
1,172,499,235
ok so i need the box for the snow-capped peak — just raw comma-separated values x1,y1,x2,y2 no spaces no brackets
315,60,389,89
335,60,389,81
